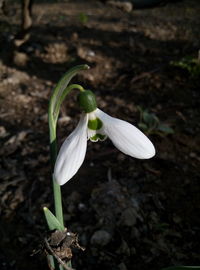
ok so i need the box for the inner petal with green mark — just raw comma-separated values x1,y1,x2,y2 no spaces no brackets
87,115,107,142
88,117,103,130
89,133,107,142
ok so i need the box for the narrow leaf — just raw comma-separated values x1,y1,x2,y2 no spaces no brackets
43,207,65,231
143,111,159,126
157,124,174,134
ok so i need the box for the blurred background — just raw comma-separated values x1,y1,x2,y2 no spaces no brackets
0,0,200,269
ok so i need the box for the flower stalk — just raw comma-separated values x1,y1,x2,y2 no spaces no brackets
45,64,89,270
49,117,64,227
48,84,84,226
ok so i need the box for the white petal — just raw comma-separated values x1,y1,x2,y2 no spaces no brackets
95,109,155,159
54,114,88,185
87,128,97,140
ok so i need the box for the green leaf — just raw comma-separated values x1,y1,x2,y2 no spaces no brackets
137,105,142,113
157,124,174,134
43,207,65,231
162,266,200,270
78,13,88,24
143,111,159,126
47,255,55,269
49,64,89,119
47,254,64,270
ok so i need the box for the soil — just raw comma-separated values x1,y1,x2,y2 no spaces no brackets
0,0,200,270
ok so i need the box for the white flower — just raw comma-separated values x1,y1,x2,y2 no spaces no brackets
54,108,155,185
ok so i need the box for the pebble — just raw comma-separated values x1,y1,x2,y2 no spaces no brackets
90,230,112,246
120,207,137,226
118,262,127,270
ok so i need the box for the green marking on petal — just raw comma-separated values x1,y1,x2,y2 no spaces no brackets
90,134,107,142
90,134,99,142
88,118,103,130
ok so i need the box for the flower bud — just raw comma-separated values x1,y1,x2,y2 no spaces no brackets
77,90,97,113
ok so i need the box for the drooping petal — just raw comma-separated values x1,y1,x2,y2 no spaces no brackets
95,109,155,159
54,114,88,185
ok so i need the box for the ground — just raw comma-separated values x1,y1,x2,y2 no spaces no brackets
0,0,200,270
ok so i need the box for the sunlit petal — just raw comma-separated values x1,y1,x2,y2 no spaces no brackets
54,114,88,185
95,109,155,159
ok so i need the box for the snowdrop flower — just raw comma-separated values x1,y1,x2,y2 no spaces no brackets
54,90,155,185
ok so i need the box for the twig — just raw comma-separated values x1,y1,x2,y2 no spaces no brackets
131,67,160,83
44,238,74,270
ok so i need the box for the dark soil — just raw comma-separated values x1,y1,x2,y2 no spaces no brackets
0,0,200,270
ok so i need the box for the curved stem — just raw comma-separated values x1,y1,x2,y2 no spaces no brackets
54,84,84,123
50,64,89,118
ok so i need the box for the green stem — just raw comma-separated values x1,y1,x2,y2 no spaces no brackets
48,112,64,227
48,84,84,225
47,65,89,270
48,83,85,269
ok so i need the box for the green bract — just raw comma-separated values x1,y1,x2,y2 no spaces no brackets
78,90,97,113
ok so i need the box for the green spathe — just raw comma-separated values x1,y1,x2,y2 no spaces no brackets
43,207,65,231
78,90,97,113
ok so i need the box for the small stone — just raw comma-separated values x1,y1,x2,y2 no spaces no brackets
58,116,71,125
118,262,127,270
120,207,137,226
13,51,29,67
78,203,87,212
0,126,9,138
87,50,95,57
90,230,112,246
